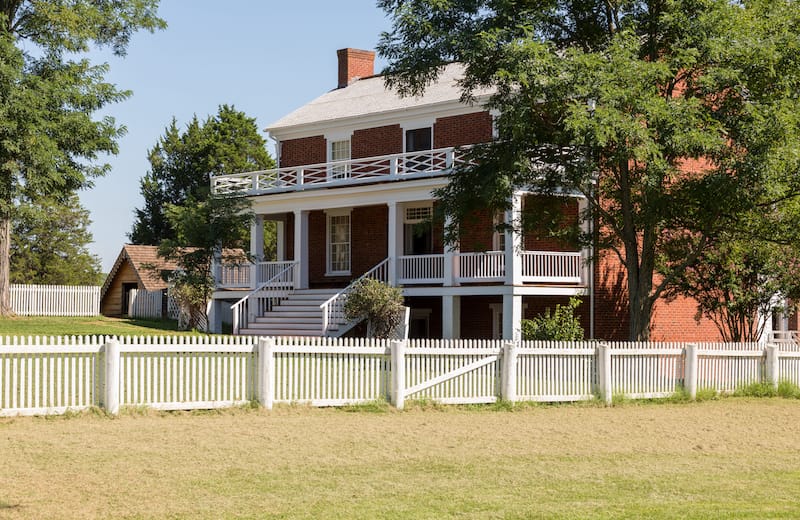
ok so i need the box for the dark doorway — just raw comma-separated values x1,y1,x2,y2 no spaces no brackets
121,283,138,316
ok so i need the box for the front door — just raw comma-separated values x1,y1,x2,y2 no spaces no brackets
121,283,138,316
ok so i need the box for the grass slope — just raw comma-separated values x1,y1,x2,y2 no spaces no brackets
1,399,799,519
0,316,200,337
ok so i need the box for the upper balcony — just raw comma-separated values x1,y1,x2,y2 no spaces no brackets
211,147,467,197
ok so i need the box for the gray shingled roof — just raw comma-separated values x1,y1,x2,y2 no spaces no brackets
267,63,494,132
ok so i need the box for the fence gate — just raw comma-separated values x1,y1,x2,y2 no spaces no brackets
400,341,502,405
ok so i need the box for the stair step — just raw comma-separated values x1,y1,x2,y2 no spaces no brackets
254,316,322,324
272,305,323,313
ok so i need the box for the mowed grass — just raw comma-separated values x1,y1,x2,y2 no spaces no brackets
2,399,800,519
0,316,200,337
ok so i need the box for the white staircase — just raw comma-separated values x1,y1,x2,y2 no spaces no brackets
237,289,340,337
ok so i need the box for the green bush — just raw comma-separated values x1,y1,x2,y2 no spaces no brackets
343,279,405,338
521,297,584,341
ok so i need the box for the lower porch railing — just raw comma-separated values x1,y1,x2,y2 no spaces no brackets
216,261,297,289
231,262,297,334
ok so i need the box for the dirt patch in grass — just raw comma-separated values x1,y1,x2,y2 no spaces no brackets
1,399,799,519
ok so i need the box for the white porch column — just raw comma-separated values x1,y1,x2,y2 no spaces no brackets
443,215,459,287
578,196,595,339
442,294,461,339
502,293,523,341
250,215,265,287
276,220,285,261
387,202,402,286
293,209,309,289
504,193,523,286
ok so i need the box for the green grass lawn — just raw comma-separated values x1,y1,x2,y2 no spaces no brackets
1,398,800,519
0,315,203,337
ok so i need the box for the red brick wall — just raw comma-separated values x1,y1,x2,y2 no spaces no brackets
459,208,495,252
306,205,388,287
280,136,326,167
434,112,493,148
459,295,501,339
522,195,580,251
593,249,722,341
352,125,403,158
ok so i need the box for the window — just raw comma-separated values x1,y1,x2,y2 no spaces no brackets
492,212,506,252
404,206,433,255
327,211,351,274
329,139,351,180
404,127,432,172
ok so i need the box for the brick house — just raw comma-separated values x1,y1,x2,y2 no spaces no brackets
208,48,733,341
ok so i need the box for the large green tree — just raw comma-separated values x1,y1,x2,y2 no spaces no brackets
0,0,164,315
378,0,800,340
130,105,275,245
11,193,102,286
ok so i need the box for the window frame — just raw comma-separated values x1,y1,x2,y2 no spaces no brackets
325,208,352,276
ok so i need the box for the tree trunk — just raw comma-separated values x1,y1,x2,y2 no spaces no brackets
0,216,15,316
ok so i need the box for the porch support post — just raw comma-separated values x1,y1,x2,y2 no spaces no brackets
250,214,264,287
208,299,224,334
505,193,523,286
443,214,459,287
442,294,461,339
578,196,595,339
293,209,309,289
276,220,285,261
387,201,401,286
502,293,523,341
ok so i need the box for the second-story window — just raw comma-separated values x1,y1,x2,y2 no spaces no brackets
330,139,351,180
405,127,432,173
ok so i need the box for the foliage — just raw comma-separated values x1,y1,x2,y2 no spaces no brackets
130,105,275,245
343,279,405,338
520,297,584,341
378,0,800,340
159,194,252,331
0,1,164,315
669,236,800,342
10,193,102,285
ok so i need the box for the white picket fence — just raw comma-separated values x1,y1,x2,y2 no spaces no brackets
127,289,179,320
10,284,100,316
2,337,800,416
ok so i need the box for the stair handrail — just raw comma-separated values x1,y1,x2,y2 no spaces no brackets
232,261,298,334
319,258,390,336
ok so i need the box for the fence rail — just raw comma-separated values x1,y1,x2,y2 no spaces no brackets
2,337,798,416
10,284,100,316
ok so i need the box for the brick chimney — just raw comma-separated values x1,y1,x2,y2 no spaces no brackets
337,48,375,88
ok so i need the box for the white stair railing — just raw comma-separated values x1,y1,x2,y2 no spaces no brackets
232,262,297,334
319,258,390,336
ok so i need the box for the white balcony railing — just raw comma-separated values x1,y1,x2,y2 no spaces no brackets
521,251,582,283
211,147,464,196
398,254,445,284
457,251,505,282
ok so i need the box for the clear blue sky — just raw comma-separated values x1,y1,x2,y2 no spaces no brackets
80,1,391,272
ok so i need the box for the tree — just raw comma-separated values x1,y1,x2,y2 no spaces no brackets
0,1,164,315
159,194,252,331
130,105,275,245
521,297,584,342
668,236,800,343
343,279,406,339
11,194,102,286
378,0,800,340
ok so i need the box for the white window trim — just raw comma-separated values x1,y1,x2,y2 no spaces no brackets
327,138,352,181
325,208,352,276
401,122,435,153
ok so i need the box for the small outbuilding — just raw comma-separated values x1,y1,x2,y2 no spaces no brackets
100,245,179,317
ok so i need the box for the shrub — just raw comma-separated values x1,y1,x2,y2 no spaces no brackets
343,279,405,338
521,297,584,341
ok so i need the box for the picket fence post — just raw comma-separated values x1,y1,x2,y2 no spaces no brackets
597,343,613,405
684,344,699,400
104,339,121,415
501,341,518,402
257,337,275,409
391,339,406,410
765,345,780,390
